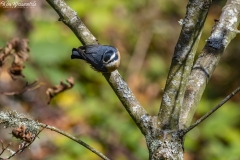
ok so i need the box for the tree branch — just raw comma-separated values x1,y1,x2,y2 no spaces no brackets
158,0,212,130
179,0,240,129
45,0,149,135
181,86,240,134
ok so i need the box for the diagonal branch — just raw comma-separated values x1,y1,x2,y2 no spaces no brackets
182,86,240,134
179,0,240,129
158,0,212,130
46,0,149,135
0,141,11,156
38,123,110,160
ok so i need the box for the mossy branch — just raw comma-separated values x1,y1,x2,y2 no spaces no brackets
0,110,110,160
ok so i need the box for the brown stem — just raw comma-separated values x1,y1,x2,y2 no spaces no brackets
182,86,240,134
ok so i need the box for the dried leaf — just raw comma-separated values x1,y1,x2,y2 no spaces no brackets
12,125,34,143
0,124,47,159
8,63,25,80
0,38,29,80
46,77,74,104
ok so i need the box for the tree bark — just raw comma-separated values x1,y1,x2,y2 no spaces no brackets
144,117,184,160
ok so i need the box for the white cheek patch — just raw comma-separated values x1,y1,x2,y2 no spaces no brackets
106,59,118,67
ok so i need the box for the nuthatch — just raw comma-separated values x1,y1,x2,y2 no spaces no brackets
71,45,120,73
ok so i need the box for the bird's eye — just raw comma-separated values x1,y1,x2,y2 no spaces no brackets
103,50,116,63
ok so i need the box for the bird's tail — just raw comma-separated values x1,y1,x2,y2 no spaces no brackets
71,48,83,59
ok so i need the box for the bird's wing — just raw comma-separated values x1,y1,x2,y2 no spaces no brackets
85,52,103,65
83,45,104,65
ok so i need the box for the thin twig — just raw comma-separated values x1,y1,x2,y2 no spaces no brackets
0,141,11,155
0,81,43,96
182,86,240,135
38,123,110,160
0,111,109,159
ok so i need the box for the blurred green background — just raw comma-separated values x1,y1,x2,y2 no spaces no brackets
0,0,240,160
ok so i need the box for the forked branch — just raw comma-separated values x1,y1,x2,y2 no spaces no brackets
158,0,212,130
179,0,240,129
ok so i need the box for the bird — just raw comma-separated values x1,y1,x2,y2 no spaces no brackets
71,45,120,73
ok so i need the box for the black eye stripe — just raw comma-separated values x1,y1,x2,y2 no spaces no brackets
103,50,116,63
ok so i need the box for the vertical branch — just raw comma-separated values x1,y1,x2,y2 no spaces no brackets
126,30,152,77
158,0,212,130
46,0,149,135
179,0,240,129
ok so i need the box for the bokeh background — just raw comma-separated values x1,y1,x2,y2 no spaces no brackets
0,0,240,160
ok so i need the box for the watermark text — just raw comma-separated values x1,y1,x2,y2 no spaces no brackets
0,0,36,8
